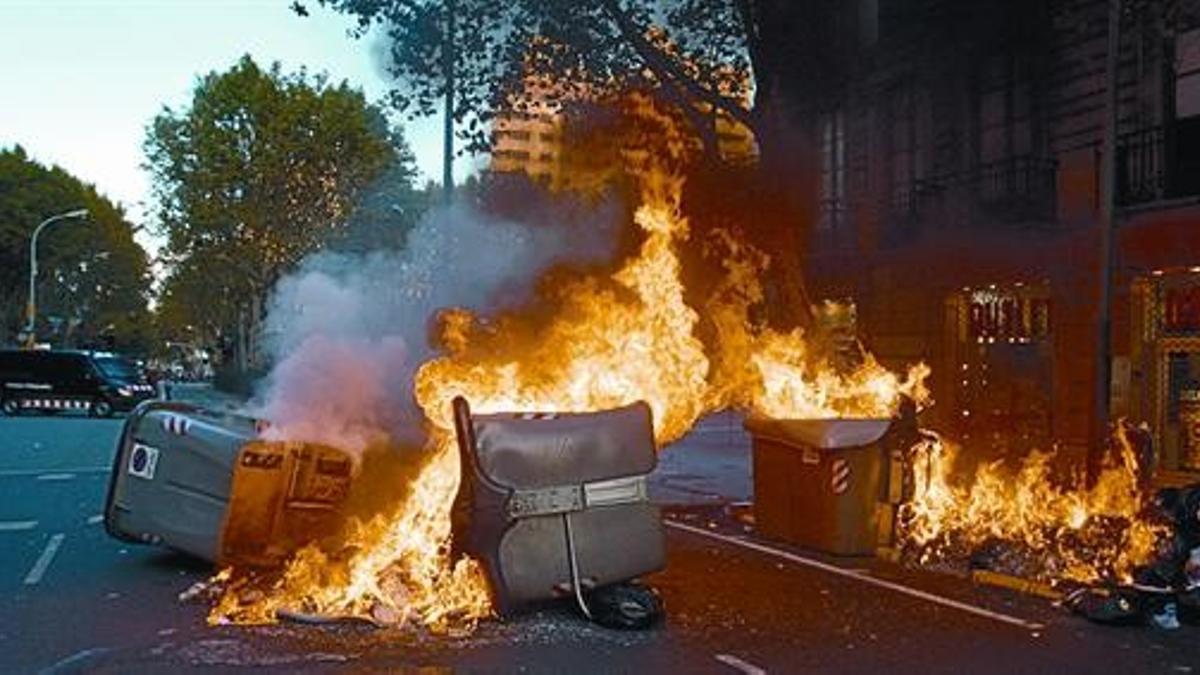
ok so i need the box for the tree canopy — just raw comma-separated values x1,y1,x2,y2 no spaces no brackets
146,55,415,351
0,146,153,351
306,0,759,157
305,1,838,326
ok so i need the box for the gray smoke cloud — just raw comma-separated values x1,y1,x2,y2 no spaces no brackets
249,198,622,453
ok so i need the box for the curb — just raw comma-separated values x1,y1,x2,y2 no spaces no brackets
878,546,1063,601
970,569,1064,601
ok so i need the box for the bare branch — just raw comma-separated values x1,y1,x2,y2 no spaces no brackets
598,0,757,132
732,0,764,79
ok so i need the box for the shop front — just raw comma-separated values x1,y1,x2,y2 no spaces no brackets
943,281,1055,453
1130,269,1200,483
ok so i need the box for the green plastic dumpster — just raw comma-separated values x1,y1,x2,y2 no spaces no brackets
104,400,353,566
745,418,890,556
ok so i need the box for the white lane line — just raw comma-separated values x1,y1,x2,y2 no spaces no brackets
666,520,1044,631
715,653,766,675
36,473,76,481
87,514,103,525
0,520,37,531
38,646,114,672
24,533,65,585
0,467,107,478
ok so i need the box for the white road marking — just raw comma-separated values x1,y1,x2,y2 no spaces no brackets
87,514,103,525
24,533,65,585
666,520,1044,631
39,646,114,672
0,520,37,531
36,473,76,481
0,466,107,478
715,653,767,675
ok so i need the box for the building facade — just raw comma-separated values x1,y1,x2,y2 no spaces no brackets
805,0,1200,481
489,87,757,185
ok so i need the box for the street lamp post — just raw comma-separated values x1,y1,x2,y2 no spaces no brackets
24,208,89,348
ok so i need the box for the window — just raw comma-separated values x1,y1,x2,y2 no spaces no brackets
859,0,878,46
887,84,927,213
493,149,530,161
977,52,1032,165
1176,28,1200,119
818,108,846,231
891,86,914,192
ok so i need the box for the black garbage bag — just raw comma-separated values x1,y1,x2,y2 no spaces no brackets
586,582,664,630
1179,588,1200,624
1066,483,1200,629
1064,587,1145,626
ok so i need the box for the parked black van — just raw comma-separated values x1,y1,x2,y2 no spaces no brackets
0,350,156,417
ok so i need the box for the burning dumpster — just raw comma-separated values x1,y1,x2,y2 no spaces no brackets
104,400,353,566
450,396,665,623
746,417,891,556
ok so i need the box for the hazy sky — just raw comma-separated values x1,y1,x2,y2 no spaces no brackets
0,0,474,253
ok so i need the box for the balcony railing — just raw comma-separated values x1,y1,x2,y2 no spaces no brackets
975,155,1059,217
1118,119,1200,206
887,154,1059,229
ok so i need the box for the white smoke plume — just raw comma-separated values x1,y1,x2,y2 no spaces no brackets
250,198,622,454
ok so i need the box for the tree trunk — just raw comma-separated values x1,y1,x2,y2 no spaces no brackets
236,305,248,374
249,289,263,370
743,0,845,330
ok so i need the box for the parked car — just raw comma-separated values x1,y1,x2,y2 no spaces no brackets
0,349,156,417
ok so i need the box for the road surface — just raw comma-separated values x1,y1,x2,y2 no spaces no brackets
0,408,1197,673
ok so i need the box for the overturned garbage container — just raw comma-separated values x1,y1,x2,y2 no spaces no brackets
745,418,890,556
451,396,665,625
104,400,353,566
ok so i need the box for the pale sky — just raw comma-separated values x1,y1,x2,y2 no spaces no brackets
0,0,478,256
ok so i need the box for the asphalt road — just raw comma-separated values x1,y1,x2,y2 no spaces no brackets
1,410,1198,673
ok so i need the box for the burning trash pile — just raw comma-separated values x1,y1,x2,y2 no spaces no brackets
896,426,1166,585
188,97,930,632
894,424,1200,628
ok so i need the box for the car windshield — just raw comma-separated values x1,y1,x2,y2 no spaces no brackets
94,357,141,381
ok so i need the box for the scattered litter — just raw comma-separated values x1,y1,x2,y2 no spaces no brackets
179,579,223,604
1065,482,1200,629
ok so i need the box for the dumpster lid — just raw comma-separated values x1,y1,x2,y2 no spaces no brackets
469,401,656,490
743,418,891,449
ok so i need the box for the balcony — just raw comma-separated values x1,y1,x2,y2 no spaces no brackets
974,155,1059,219
886,155,1059,236
1118,119,1200,206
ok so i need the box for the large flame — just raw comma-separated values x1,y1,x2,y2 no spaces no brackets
207,98,928,628
898,426,1166,584
415,170,711,444
209,437,491,629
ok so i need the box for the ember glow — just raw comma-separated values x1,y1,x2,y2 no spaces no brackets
208,103,928,627
898,426,1167,584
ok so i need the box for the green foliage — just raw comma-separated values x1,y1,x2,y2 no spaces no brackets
307,0,755,154
0,146,154,352
328,139,429,253
146,55,414,347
